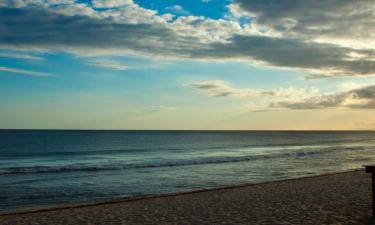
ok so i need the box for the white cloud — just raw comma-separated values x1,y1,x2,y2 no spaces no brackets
0,66,53,77
165,5,189,15
271,85,375,110
0,53,43,60
51,3,96,17
338,82,370,92
87,59,130,71
188,80,319,102
167,5,182,11
92,0,134,8
227,3,255,19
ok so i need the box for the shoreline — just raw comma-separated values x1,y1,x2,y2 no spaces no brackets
1,168,373,224
0,168,365,216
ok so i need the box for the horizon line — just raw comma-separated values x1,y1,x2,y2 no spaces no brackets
1,129,375,132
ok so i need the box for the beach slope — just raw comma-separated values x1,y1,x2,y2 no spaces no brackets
0,170,373,224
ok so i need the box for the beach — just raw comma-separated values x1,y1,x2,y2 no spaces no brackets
1,169,373,225
3,130,375,213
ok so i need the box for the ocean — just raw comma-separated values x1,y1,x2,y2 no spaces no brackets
1,130,375,213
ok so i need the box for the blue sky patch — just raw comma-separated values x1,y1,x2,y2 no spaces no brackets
135,0,231,19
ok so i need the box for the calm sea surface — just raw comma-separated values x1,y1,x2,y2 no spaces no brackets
1,130,375,212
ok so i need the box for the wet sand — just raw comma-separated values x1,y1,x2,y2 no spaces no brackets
1,169,374,225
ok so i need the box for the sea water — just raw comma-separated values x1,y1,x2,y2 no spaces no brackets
1,130,375,212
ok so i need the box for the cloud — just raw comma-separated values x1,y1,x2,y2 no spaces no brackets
186,79,375,111
87,59,130,71
0,66,53,77
0,0,173,24
142,106,177,113
165,5,190,15
92,0,134,8
188,80,273,98
337,82,371,92
204,35,375,78
168,5,183,11
272,85,375,110
0,7,201,55
227,3,255,19
0,2,374,78
0,53,43,60
189,80,375,111
188,80,319,101
233,0,375,49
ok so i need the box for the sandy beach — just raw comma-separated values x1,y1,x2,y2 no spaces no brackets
1,169,374,225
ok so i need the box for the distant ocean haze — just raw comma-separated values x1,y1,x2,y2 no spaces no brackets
1,130,375,212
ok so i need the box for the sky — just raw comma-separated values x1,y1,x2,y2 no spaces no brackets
1,0,375,130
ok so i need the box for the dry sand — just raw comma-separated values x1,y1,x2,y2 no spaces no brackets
1,169,374,225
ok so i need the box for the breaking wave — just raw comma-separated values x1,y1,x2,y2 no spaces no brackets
0,146,366,175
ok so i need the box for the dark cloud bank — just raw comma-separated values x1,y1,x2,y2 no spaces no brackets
235,0,375,41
